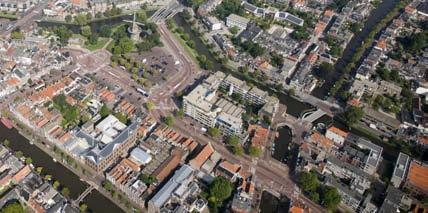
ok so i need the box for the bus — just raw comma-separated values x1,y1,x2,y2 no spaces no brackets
136,88,149,97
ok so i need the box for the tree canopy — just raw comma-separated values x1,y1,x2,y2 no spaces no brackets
0,201,25,213
343,106,364,127
208,127,221,137
321,186,341,210
215,0,244,19
208,176,233,208
298,171,319,192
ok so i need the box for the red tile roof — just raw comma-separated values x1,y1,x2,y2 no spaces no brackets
406,161,428,194
189,143,214,169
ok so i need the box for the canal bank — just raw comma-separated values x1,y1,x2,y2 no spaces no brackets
0,123,125,213
311,0,402,98
173,14,313,117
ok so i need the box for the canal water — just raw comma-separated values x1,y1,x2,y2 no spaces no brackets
260,191,290,213
272,126,292,163
311,0,402,98
0,123,124,213
173,14,313,117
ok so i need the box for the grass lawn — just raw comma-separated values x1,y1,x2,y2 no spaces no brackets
0,12,17,19
84,37,110,51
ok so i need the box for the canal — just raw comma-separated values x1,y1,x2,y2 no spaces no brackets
311,0,402,98
260,191,290,213
173,14,313,117
272,126,292,163
0,123,124,213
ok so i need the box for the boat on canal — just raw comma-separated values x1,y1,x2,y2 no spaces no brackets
1,118,13,129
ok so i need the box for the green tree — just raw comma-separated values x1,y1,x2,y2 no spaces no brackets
79,203,88,213
86,13,92,21
118,37,134,54
25,157,32,165
36,167,43,174
45,175,52,181
74,14,88,25
114,112,128,124
53,180,60,189
139,173,156,185
81,25,92,38
229,26,239,35
53,26,73,46
0,201,24,213
321,186,341,211
2,139,10,147
99,25,112,37
226,135,239,146
88,33,98,45
145,101,155,111
164,116,174,127
309,191,320,203
11,28,24,40
270,52,284,68
298,171,319,192
314,62,334,80
61,187,70,198
15,151,23,158
343,106,364,127
232,145,244,156
208,127,221,137
175,109,185,118
100,104,110,118
209,176,233,207
103,181,113,191
248,146,261,157
65,14,72,23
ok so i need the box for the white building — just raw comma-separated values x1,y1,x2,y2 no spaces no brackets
204,16,222,31
325,126,349,147
226,14,249,30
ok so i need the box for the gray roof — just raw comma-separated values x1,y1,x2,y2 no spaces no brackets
84,121,140,164
150,165,194,208
392,152,410,180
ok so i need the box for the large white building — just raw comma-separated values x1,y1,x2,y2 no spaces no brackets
226,14,249,30
183,72,277,138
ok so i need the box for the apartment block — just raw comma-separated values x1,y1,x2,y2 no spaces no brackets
391,152,410,188
226,14,250,30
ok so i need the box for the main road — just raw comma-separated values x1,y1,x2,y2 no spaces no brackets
172,117,325,212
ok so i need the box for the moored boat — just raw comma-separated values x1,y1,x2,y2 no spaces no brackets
1,118,13,129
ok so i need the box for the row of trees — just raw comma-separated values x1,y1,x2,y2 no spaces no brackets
64,6,123,25
326,0,411,97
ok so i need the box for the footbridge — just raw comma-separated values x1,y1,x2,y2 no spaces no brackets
301,108,326,123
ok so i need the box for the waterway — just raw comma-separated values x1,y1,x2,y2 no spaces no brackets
0,123,124,213
173,14,313,117
311,0,402,98
272,126,292,163
259,191,290,213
